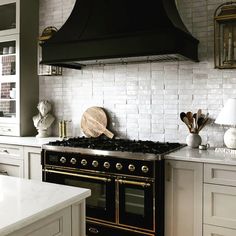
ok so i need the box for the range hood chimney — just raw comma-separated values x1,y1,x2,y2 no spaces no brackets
41,0,199,69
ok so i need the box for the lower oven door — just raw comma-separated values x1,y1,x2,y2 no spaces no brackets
117,178,154,232
43,168,115,222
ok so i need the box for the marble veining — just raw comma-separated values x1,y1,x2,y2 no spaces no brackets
0,175,91,236
166,147,236,166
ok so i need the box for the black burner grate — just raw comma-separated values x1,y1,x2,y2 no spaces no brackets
48,137,185,155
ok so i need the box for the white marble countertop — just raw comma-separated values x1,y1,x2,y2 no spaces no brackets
166,146,236,165
0,136,59,148
0,175,91,236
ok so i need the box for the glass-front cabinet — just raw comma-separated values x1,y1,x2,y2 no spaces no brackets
0,0,39,136
0,35,18,122
0,0,19,36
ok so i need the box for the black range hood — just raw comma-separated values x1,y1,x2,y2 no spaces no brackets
41,0,199,69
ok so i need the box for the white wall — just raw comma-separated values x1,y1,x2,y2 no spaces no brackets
39,0,235,147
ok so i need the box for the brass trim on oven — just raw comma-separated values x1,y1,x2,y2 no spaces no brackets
116,179,151,188
44,169,111,182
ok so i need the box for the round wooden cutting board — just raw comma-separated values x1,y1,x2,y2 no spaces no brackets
81,107,114,139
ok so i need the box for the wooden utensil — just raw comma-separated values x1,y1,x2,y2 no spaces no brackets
186,111,193,127
196,109,202,128
180,112,187,122
81,107,114,139
180,112,191,132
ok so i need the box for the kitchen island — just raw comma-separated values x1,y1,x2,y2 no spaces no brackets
0,175,91,236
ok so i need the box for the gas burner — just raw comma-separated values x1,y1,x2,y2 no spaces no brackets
48,137,184,155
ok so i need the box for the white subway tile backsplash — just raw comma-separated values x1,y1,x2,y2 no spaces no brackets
39,0,236,146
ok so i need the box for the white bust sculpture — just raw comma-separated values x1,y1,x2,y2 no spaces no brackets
33,100,55,138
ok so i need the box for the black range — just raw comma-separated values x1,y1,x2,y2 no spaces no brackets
42,137,185,236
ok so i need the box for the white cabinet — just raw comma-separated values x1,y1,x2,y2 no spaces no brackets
204,163,236,186
7,201,86,236
0,144,42,179
204,164,236,235
0,0,39,136
8,206,72,236
0,143,23,177
23,146,42,181
204,184,236,229
204,225,236,236
165,160,203,236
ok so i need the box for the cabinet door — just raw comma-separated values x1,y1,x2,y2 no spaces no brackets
0,0,19,36
0,34,19,135
165,160,203,236
24,147,42,181
8,206,72,236
204,183,236,229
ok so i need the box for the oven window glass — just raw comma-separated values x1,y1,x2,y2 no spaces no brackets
65,179,106,208
125,188,144,216
119,181,154,230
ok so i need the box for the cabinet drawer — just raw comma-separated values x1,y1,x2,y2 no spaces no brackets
204,164,236,186
204,183,236,229
0,144,23,158
0,124,19,136
0,161,23,177
204,224,236,236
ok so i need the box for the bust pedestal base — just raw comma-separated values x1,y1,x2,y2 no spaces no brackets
36,129,48,138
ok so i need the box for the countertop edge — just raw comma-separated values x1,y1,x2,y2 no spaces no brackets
165,147,236,166
0,189,91,236
0,136,59,148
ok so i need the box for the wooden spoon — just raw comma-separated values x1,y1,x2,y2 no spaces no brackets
180,112,187,122
180,112,191,132
196,109,202,128
186,111,193,127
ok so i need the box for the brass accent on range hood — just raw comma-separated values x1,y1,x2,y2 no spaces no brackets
41,0,199,70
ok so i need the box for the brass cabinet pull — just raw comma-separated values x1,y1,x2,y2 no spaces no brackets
44,169,111,182
116,179,151,188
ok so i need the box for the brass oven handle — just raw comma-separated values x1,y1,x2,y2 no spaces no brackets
116,179,151,188
44,169,111,182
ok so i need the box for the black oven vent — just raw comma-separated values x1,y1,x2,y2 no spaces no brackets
41,0,199,69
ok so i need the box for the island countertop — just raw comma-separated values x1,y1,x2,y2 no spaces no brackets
0,175,91,236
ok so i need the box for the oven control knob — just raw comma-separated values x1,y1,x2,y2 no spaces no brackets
70,158,77,165
116,163,123,170
81,159,87,166
92,160,99,168
103,162,110,169
60,157,66,164
141,165,149,173
128,164,135,172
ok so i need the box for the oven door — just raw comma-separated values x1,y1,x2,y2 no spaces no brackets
117,178,154,231
43,168,115,222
